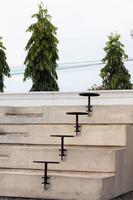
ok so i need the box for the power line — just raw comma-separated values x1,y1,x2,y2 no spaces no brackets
57,58,133,70
10,62,103,74
57,62,103,70
58,58,133,65
57,60,101,65
11,58,133,69
10,58,133,75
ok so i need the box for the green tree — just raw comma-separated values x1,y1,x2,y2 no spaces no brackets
100,33,132,90
24,2,59,91
0,37,10,92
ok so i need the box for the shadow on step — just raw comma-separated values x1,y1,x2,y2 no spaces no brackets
112,191,133,200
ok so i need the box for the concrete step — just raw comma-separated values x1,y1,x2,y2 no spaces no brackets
0,169,115,200
0,105,133,199
0,105,133,124
0,124,130,146
0,145,125,172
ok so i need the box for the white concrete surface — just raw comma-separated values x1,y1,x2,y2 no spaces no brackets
0,100,132,199
0,124,127,146
0,145,124,172
0,105,133,124
0,90,133,106
0,170,115,200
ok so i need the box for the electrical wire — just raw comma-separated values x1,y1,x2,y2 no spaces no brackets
10,58,133,75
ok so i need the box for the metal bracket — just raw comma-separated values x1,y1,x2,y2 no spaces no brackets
33,161,60,190
51,135,74,160
79,92,100,115
66,112,88,136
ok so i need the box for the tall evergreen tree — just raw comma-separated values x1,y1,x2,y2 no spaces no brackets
100,33,132,90
24,2,59,91
0,37,10,92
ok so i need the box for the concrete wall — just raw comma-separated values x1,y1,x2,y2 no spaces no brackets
0,90,133,106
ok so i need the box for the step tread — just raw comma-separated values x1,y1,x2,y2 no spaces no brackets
0,168,115,178
0,144,126,150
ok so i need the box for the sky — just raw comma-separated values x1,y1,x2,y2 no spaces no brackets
0,0,133,92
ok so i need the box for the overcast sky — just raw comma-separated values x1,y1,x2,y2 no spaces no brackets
0,0,133,92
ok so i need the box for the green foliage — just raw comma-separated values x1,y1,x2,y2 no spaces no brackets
24,2,59,91
0,37,10,92
100,33,132,90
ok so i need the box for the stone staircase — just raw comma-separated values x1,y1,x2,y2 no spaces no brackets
0,105,132,200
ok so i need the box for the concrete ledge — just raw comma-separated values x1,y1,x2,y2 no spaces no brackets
0,145,124,172
0,170,114,200
0,105,133,124
0,90,133,106
0,124,127,146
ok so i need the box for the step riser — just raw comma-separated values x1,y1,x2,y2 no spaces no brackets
0,106,132,124
0,125,126,146
0,146,119,172
0,172,113,200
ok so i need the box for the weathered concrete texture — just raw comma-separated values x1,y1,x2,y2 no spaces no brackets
0,170,115,200
0,105,133,124
0,145,125,172
0,124,127,146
